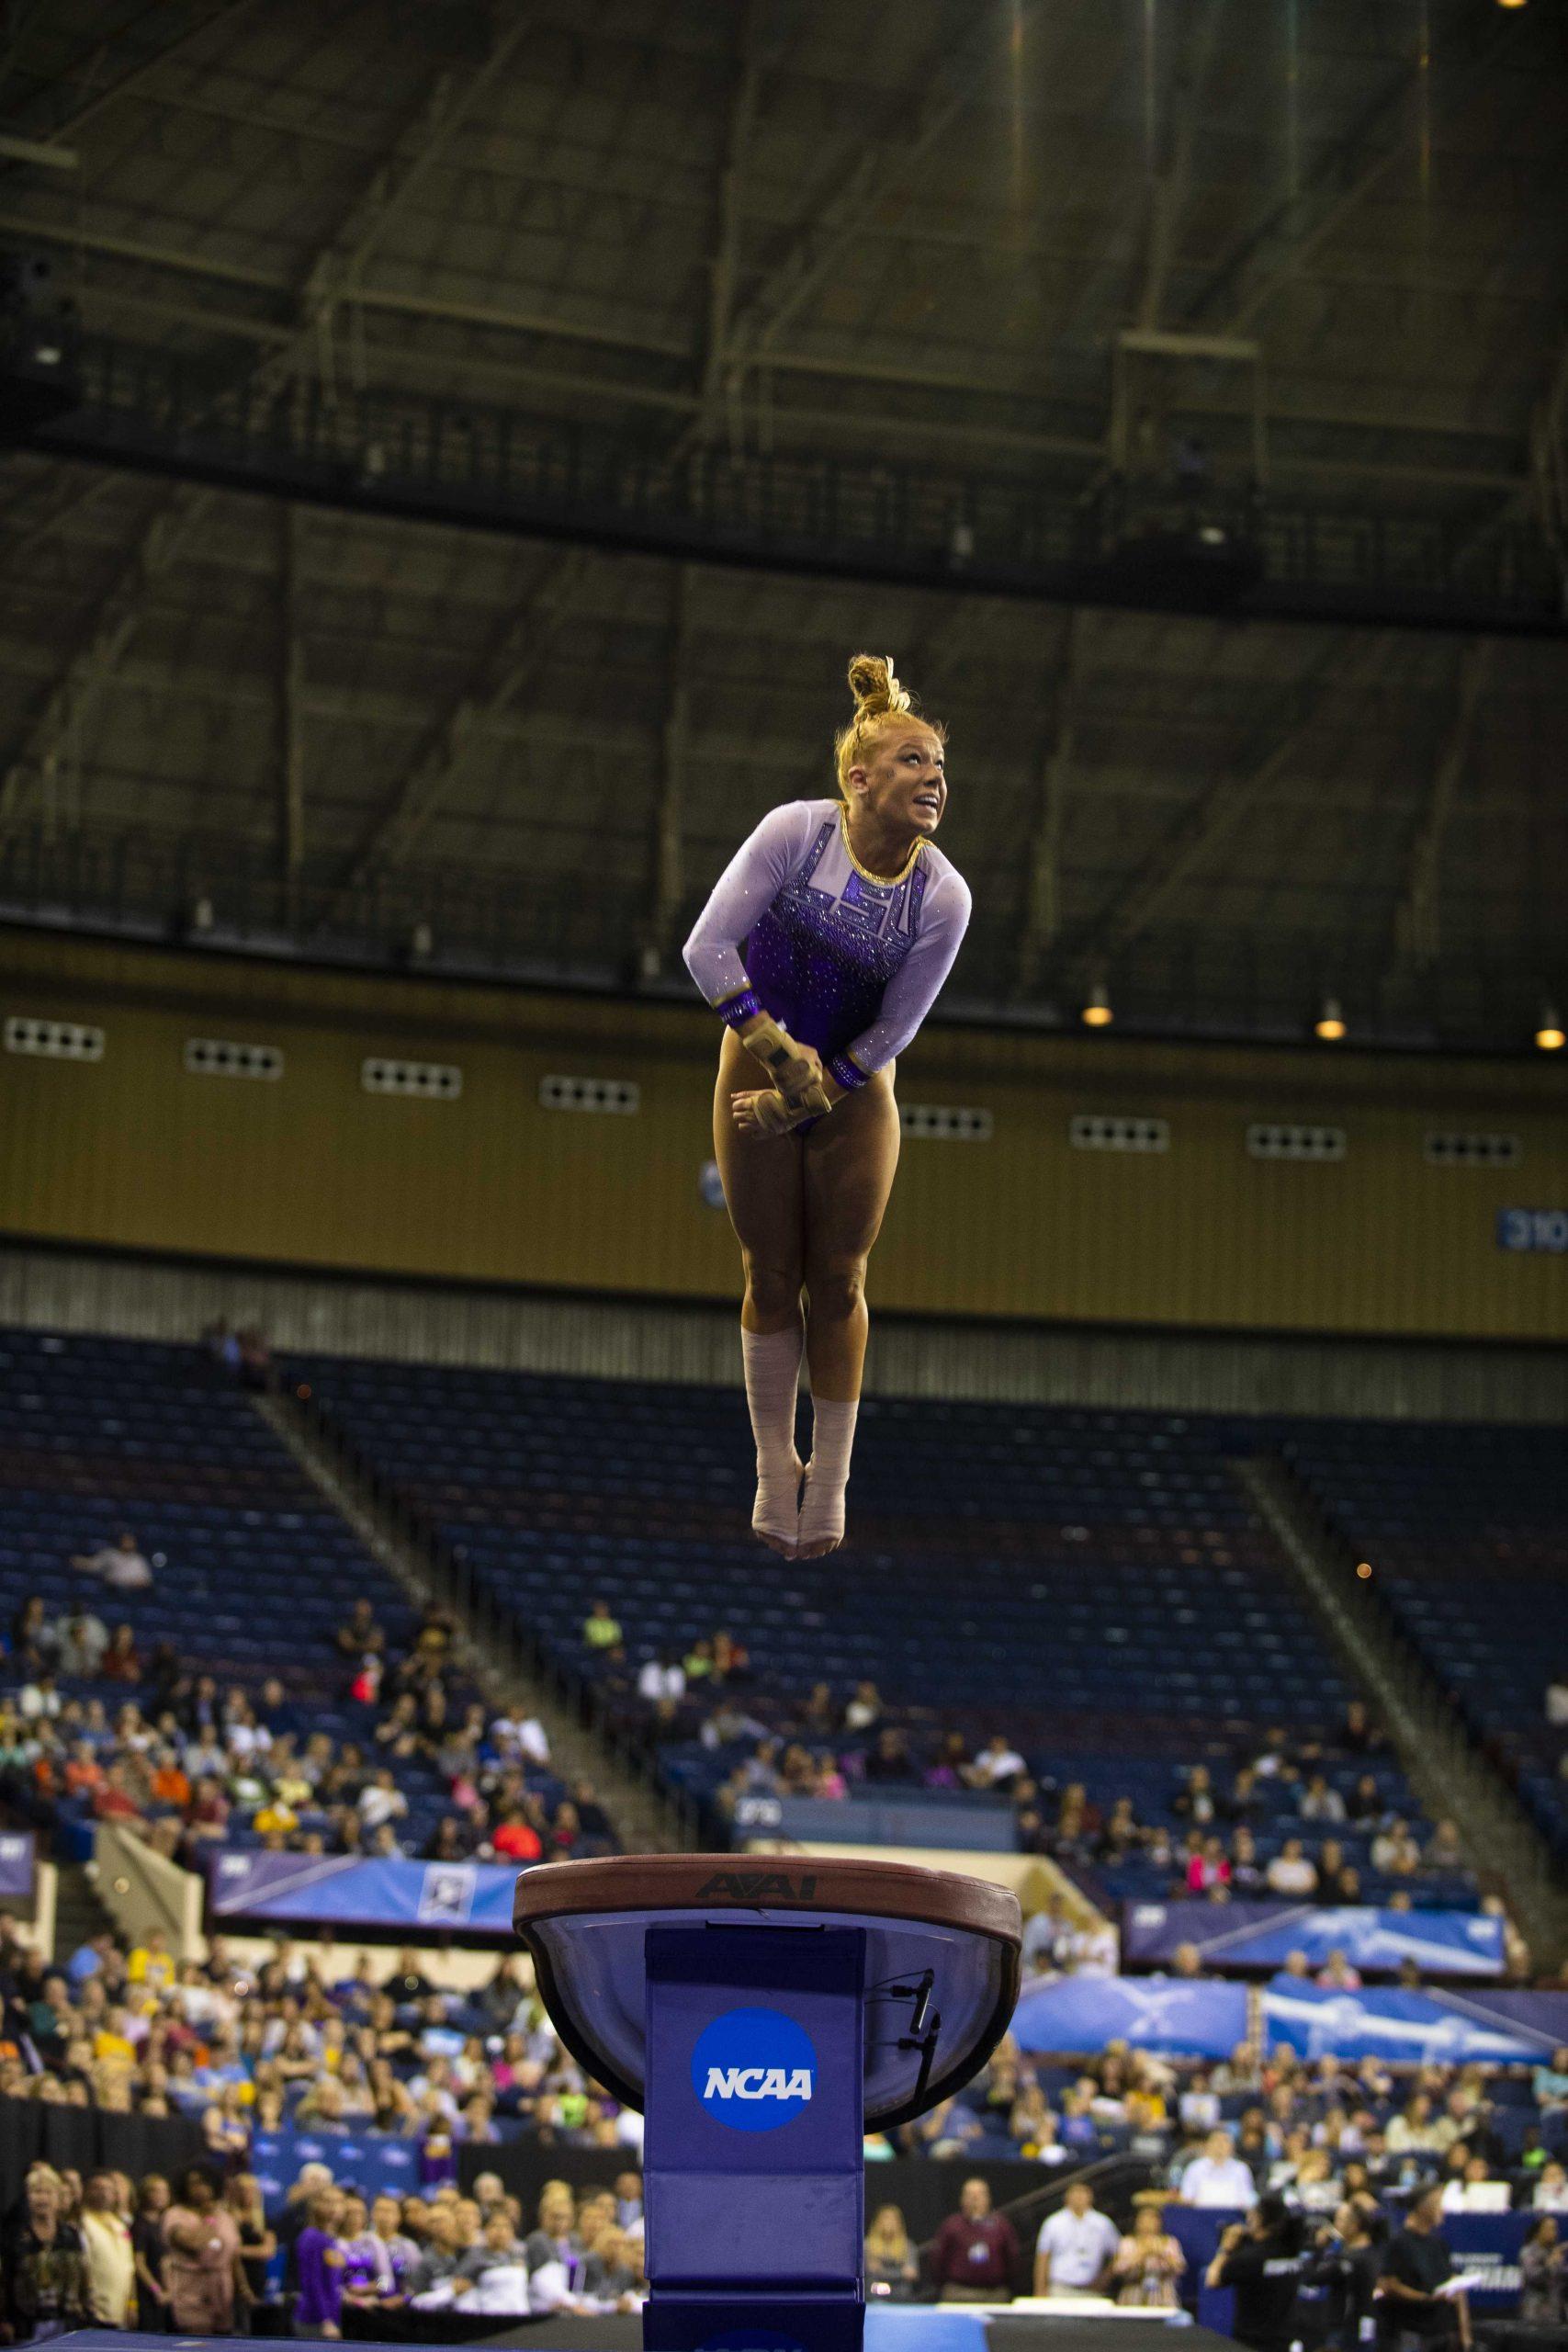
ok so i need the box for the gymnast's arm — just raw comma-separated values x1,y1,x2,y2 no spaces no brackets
682,801,826,1095
822,866,973,1096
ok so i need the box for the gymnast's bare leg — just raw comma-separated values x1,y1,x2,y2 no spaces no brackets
795,1059,900,1557
717,1031,901,1559
713,1026,807,1555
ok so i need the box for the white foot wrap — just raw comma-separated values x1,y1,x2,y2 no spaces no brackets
797,1397,859,1553
742,1325,805,1545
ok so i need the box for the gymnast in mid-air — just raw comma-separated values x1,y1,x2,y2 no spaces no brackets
683,653,971,1561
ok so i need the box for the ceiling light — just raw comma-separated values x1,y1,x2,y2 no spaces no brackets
1495,0,1528,11
1081,981,1113,1029
1314,996,1346,1042
1535,1006,1564,1051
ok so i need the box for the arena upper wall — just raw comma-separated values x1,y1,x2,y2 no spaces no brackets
2,929,1564,1379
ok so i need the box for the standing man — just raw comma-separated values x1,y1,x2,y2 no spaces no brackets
1380,2185,1472,2350
929,2178,1021,2304
1034,2180,1122,2298
1182,2128,1262,2208
79,2171,137,2327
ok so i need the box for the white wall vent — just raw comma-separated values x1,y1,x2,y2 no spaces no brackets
539,1075,640,1114
1247,1123,1346,1161
1424,1131,1520,1168
185,1037,284,1081
1070,1114,1169,1153
5,1016,104,1062
900,1103,992,1140
362,1057,463,1098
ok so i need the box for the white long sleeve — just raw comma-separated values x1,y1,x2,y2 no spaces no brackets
682,801,819,1011
840,865,971,1075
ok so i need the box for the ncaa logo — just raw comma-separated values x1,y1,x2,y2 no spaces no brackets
691,2006,816,2133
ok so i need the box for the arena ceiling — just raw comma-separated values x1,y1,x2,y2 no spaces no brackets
0,0,1563,1047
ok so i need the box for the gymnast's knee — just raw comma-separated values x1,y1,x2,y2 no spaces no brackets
804,1255,868,1322
742,1255,804,1321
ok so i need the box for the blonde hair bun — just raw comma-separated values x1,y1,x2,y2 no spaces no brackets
834,651,943,800
847,652,912,718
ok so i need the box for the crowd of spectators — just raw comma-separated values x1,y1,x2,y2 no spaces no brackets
0,1570,618,1874
0,2155,654,2335
4,2023,1565,2337
897,2027,1568,2200
582,1629,1496,1934
0,1913,659,2158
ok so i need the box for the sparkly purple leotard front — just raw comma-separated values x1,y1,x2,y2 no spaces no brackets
682,799,971,1093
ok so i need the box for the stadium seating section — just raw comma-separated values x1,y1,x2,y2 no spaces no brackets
0,1328,445,1851
289,1354,1496,1905
1282,1419,1568,1858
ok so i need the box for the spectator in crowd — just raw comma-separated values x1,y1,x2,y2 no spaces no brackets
1206,2195,1307,2352
1181,2129,1261,2209
1534,2161,1568,2213
1033,2179,1120,2298
1300,1774,1346,1824
162,2165,243,2336
971,1734,1027,1790
227,2175,274,2317
523,2184,580,2277
864,2205,919,2301
1372,1819,1422,1879
1425,1820,1465,1871
1111,2203,1186,2309
1533,2049,1568,2120
132,2175,171,2328
1387,2093,1445,2157
1266,1838,1318,1897
1311,2195,1385,2349
1380,2184,1470,2348
72,1530,154,1592
4,2164,91,2340
1518,2217,1565,2326
582,1599,622,1650
293,2188,346,2337
79,2169,137,2327
930,2178,1020,2303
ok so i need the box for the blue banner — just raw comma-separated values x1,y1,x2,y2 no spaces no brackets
1013,1974,1249,2060
735,1792,1017,1852
252,2128,424,2218
205,1849,525,1935
0,1832,35,1900
1124,1900,1504,1977
1260,1975,1556,2064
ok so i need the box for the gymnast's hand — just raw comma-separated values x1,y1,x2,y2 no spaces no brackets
739,1014,825,1103
731,1087,821,1137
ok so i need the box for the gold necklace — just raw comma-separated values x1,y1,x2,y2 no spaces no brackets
839,806,923,887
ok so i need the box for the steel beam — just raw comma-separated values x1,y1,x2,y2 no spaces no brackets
1134,0,1225,334
721,4,1043,379
322,548,587,899
1011,613,1082,1000
645,564,696,969
0,13,547,836
278,501,306,915
1391,638,1494,975
1053,632,1392,979
4,0,259,153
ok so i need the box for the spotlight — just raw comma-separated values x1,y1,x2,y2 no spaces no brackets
1535,1006,1564,1051
1081,980,1113,1028
1495,0,1527,11
1314,996,1346,1042
1356,1562,1372,1580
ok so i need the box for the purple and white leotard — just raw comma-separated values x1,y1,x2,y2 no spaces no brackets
682,798,971,1093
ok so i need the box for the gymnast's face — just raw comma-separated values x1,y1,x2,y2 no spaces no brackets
849,725,947,838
